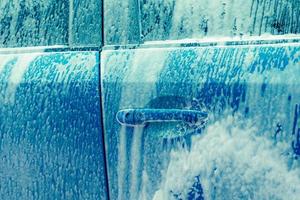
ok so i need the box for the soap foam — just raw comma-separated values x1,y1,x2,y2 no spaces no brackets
5,55,38,104
154,115,300,200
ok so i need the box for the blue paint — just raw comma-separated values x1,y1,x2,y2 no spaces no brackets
292,104,300,157
0,52,108,199
102,43,300,199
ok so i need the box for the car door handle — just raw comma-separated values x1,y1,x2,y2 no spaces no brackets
116,109,208,127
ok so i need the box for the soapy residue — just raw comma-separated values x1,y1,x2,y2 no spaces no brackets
154,115,300,200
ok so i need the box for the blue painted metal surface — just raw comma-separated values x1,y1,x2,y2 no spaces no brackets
0,51,107,199
105,0,300,45
0,0,102,48
101,42,300,199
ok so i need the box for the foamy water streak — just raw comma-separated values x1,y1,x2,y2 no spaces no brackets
130,126,144,199
5,55,38,104
118,126,127,200
154,115,300,200
0,57,13,74
116,48,168,199
140,169,149,200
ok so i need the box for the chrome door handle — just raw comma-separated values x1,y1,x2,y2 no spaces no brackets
116,109,208,127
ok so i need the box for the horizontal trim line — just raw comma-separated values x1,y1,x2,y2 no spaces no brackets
0,45,102,54
103,35,300,50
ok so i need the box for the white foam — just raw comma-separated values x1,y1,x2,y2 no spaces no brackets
130,126,144,199
170,0,252,38
0,56,14,74
117,126,127,200
144,34,300,46
154,115,300,199
5,55,39,104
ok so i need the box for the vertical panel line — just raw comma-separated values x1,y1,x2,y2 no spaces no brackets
98,51,111,199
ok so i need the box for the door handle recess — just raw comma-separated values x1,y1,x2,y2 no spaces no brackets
116,109,208,127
